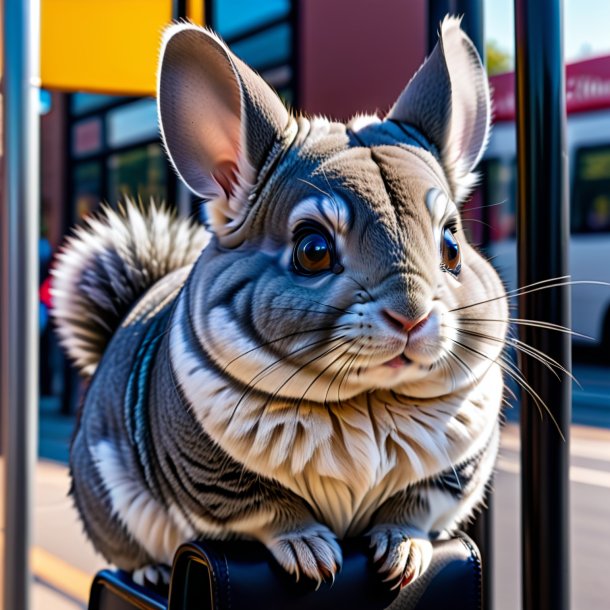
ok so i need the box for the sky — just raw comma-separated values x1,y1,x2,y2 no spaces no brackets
485,0,610,62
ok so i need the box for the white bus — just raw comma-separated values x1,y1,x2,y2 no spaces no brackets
477,55,610,351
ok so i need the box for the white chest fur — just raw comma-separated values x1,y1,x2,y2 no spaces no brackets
171,294,502,537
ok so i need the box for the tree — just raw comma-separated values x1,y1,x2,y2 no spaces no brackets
486,40,513,75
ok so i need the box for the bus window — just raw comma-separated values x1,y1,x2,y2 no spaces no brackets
483,157,517,241
573,145,610,233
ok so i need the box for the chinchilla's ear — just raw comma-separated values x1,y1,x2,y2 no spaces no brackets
386,16,491,203
157,24,290,237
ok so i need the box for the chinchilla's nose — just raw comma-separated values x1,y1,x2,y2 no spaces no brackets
381,308,431,335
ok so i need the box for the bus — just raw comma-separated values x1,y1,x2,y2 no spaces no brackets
477,55,610,352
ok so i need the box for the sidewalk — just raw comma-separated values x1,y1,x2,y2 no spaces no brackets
38,396,74,462
1,399,106,609
1,458,106,609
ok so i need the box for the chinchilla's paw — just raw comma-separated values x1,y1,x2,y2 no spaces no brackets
368,525,433,590
132,564,171,589
265,523,342,587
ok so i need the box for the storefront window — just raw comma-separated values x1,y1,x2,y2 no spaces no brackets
231,22,291,69
209,0,296,106
107,143,167,204
72,117,102,157
484,157,517,241
213,0,289,38
573,145,610,233
71,93,126,115
73,162,102,219
107,98,159,148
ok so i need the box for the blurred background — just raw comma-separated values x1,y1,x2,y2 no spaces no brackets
3,0,610,608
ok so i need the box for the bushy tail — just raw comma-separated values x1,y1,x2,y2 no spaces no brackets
51,200,210,376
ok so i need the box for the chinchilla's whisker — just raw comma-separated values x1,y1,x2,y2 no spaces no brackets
455,325,558,372
269,307,344,316
344,276,375,301
443,349,477,389
299,297,356,315
503,275,571,295
225,335,349,432
222,324,350,371
454,326,577,385
264,338,356,409
457,316,587,338
503,335,582,388
337,344,366,405
461,200,506,213
295,341,357,410
449,277,610,314
446,355,463,392
337,345,364,402
449,276,570,313
331,346,360,407
325,341,360,405
453,337,552,424
502,334,579,386
504,279,610,299
297,173,349,234
319,167,343,227
456,217,494,230
439,350,462,389
440,324,479,387
502,380,519,404
502,339,567,382
296,177,331,199
436,354,458,392
226,334,348,424
450,337,565,441
498,352,560,428
247,334,347,394
451,337,541,410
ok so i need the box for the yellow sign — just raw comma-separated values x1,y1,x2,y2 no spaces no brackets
41,0,204,96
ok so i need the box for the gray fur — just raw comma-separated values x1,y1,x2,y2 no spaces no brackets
58,16,508,588
51,202,209,375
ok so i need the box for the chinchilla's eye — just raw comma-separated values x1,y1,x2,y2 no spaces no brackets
441,226,461,275
293,226,335,275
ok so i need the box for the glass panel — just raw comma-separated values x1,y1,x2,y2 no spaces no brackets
73,161,102,220
39,89,52,115
277,86,293,107
107,98,159,148
72,117,102,157
485,158,517,241
213,0,289,39
261,64,292,89
573,145,610,233
230,23,291,70
71,92,127,115
107,143,167,204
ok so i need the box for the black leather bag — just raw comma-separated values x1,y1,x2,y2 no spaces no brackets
89,534,482,610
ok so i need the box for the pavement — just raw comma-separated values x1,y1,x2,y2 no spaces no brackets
1,459,106,609
1,397,104,608
494,423,610,610
3,362,610,609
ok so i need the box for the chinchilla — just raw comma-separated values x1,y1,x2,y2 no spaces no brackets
52,16,508,589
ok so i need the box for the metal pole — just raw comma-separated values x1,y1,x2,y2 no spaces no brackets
455,0,485,62
427,0,485,62
427,0,454,54
1,0,40,608
514,1,571,610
